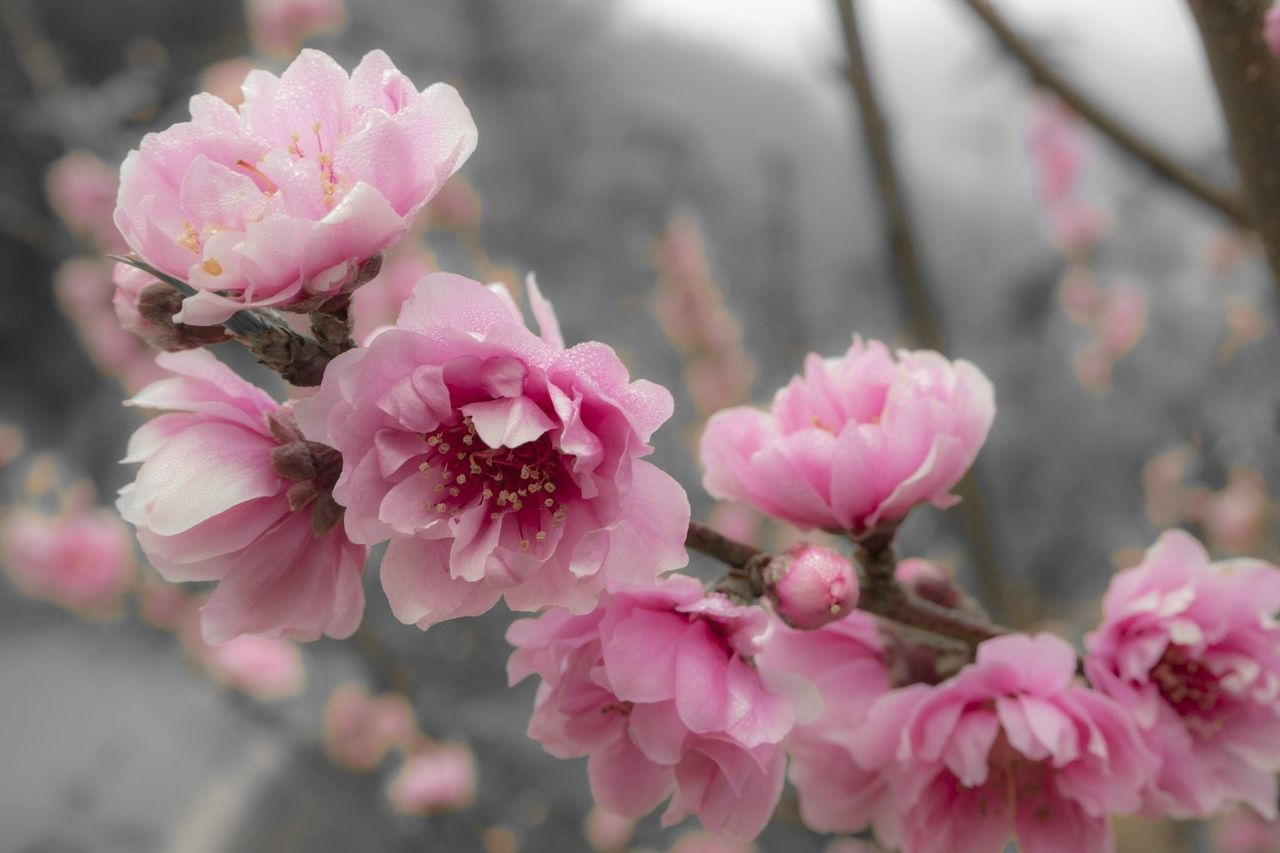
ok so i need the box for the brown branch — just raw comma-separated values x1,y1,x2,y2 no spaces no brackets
833,0,1012,621
686,520,1008,647
1184,0,1280,288
958,0,1250,227
111,255,341,386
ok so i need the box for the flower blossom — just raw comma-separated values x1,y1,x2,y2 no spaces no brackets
45,150,125,253
386,743,478,815
321,681,417,772
117,348,366,644
0,504,136,616
700,337,993,538
114,49,477,325
297,273,689,628
506,575,792,841
854,633,1154,853
247,0,347,58
1085,529,1280,818
56,259,166,392
755,609,891,838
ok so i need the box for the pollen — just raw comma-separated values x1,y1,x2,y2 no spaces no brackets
200,258,223,276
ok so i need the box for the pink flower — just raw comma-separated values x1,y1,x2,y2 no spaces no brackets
583,807,636,853
706,503,762,548
1057,267,1099,324
755,610,892,838
297,274,689,628
1266,2,1280,56
114,49,477,325
385,743,478,815
321,682,418,772
247,0,347,58
56,259,166,392
113,262,233,352
425,175,482,232
117,348,366,644
506,575,792,841
1085,530,1280,818
1094,280,1147,358
200,57,254,107
349,240,437,345
45,151,125,253
1199,468,1269,555
0,505,136,616
700,338,994,538
1215,807,1280,853
854,633,1153,853
895,557,966,611
196,631,306,701
763,542,859,630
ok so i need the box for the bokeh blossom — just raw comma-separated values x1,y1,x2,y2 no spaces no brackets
385,743,478,815
0,504,136,616
247,0,347,58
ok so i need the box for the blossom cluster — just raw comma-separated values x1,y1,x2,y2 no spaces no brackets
77,46,1280,852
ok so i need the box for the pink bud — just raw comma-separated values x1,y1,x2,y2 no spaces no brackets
764,543,858,630
895,557,964,610
386,744,477,815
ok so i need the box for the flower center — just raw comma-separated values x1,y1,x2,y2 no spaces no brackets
419,417,570,550
1150,644,1225,734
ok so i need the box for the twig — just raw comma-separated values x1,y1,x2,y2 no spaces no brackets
1184,0,1280,289
832,0,1012,621
958,0,1250,227
686,520,1008,647
110,255,339,386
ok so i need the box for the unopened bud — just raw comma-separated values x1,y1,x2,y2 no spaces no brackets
895,558,965,610
764,542,859,629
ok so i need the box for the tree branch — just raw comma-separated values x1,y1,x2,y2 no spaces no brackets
958,0,1250,226
1184,0,1280,289
111,255,341,386
832,0,1011,621
686,520,1008,647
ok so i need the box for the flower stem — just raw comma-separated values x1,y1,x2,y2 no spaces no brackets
686,520,1007,646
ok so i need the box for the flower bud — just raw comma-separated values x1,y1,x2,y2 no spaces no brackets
764,543,858,629
895,557,964,610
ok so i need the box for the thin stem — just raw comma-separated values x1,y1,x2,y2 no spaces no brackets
110,255,339,386
958,0,1249,226
686,520,1009,647
1184,0,1280,289
832,0,1012,621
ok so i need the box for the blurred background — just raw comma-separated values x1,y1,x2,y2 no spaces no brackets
0,0,1276,850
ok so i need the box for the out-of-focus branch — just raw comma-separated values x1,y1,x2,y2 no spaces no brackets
1185,0,1280,289
958,0,1250,227
833,0,1011,621
834,0,944,352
